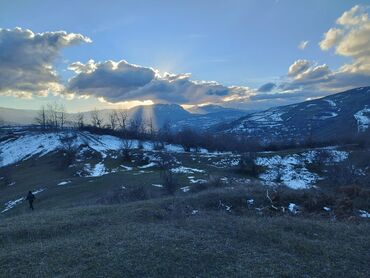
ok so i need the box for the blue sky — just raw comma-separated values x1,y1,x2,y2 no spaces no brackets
1,0,369,111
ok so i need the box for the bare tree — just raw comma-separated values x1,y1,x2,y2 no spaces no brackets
46,103,58,128
158,153,177,195
35,103,67,130
58,134,78,169
75,112,85,129
120,138,134,162
117,109,128,132
109,110,118,130
35,105,47,130
59,104,67,129
129,118,143,138
147,117,155,138
91,108,103,128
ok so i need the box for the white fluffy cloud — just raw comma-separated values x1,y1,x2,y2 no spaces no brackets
288,59,311,77
0,27,91,98
68,59,255,105
271,5,370,98
320,5,370,74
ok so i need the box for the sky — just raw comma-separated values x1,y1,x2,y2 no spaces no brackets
0,0,370,112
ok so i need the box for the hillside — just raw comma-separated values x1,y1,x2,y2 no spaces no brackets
0,128,369,276
1,129,369,212
1,201,369,277
223,87,370,143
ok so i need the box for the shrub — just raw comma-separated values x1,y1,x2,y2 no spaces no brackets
58,134,78,169
238,152,262,177
161,169,177,195
190,176,225,193
120,138,134,162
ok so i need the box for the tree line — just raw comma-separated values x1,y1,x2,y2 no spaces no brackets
33,102,370,154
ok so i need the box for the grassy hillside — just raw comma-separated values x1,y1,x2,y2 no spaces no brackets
1,130,369,277
1,198,370,277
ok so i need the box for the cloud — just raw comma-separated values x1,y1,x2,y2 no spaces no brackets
0,27,91,98
288,59,310,77
336,5,368,26
257,82,276,92
298,40,309,50
279,60,333,91
68,59,255,105
320,5,370,74
269,5,370,96
319,28,343,50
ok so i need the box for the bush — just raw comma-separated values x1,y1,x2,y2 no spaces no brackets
161,169,177,195
238,153,262,177
190,176,225,193
58,134,78,169
120,138,134,162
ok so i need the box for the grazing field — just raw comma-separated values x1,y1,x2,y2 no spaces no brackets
1,199,370,277
0,130,369,277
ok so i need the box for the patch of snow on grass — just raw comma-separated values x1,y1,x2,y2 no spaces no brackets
256,149,348,189
139,162,157,169
120,165,133,171
57,181,71,186
288,203,299,214
0,133,61,167
314,112,338,120
213,156,240,168
1,188,45,213
171,166,205,174
181,186,191,192
85,162,109,177
189,178,207,184
152,184,163,188
354,106,370,132
256,155,318,189
324,99,336,107
359,210,370,218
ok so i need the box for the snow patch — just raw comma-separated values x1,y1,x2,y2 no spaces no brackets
139,162,157,169
171,166,205,174
189,178,207,184
0,133,62,167
354,107,370,132
57,181,71,186
1,188,45,213
288,203,299,215
359,210,370,218
85,162,109,177
120,165,133,171
181,186,191,192
324,99,336,107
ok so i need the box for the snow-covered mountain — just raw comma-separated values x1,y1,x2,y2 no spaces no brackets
222,87,370,143
187,104,247,115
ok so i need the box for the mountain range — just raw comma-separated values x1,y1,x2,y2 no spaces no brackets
1,87,369,142
221,86,370,143
0,103,250,131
